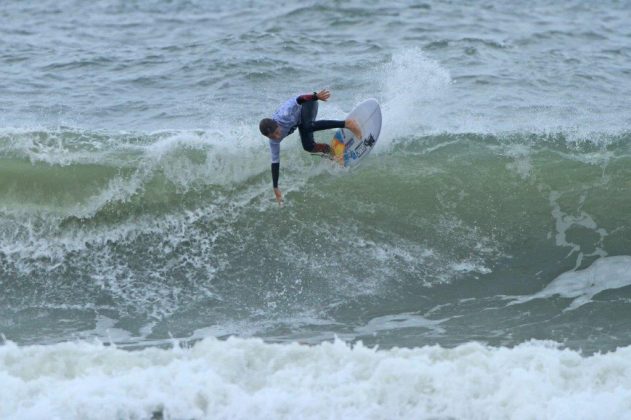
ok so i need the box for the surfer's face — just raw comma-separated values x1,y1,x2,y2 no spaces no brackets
268,127,282,141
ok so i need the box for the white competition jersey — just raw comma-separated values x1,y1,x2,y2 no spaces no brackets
268,96,302,164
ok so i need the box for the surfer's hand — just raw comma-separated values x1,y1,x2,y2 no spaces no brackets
316,89,331,101
273,187,283,207
344,119,362,139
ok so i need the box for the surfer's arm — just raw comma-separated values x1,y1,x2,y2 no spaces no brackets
271,164,283,206
269,141,283,205
271,162,279,188
296,89,331,104
296,93,318,105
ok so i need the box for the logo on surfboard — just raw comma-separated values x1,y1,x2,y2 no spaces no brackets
352,134,375,155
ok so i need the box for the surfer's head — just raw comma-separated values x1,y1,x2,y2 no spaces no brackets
259,118,281,140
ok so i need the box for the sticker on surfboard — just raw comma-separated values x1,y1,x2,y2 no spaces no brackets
330,98,382,168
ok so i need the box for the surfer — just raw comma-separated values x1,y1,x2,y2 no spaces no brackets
259,89,362,206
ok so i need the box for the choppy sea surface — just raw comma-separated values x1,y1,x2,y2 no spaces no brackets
2,0,631,418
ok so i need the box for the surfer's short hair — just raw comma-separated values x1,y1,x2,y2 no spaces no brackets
259,118,278,137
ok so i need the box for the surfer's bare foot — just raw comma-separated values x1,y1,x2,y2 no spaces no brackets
345,119,362,139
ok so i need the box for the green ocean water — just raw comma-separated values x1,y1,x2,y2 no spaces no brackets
2,128,630,352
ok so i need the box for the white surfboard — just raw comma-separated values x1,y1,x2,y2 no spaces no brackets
330,98,382,168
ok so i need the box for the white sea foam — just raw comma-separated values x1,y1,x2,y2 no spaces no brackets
1,337,631,420
377,48,452,148
510,256,631,311
503,143,534,180
354,313,447,336
548,190,608,269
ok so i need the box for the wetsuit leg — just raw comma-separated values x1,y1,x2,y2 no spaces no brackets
298,101,345,153
298,101,318,152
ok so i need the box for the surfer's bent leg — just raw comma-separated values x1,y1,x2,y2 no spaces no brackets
298,100,318,152
298,101,344,154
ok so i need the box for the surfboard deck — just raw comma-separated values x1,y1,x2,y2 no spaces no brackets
330,98,382,168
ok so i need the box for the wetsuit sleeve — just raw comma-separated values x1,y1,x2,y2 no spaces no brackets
271,162,279,188
269,140,280,187
296,93,318,104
